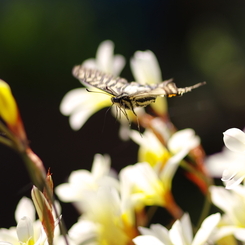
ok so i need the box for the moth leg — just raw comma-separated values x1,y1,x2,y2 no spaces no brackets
131,106,141,134
116,105,120,120
122,107,131,126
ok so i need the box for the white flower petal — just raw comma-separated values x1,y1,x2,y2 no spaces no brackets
82,58,98,69
180,214,193,245
192,213,220,245
130,50,162,85
56,171,93,202
234,228,245,242
210,186,236,214
61,88,111,130
60,88,89,115
112,55,126,76
91,154,111,179
69,106,94,130
169,220,185,245
168,128,200,154
69,220,98,244
205,147,234,178
16,217,34,243
0,228,17,244
160,148,188,189
96,40,114,74
211,226,239,242
223,128,245,153
222,170,245,189
151,118,171,141
15,197,35,223
118,119,131,141
119,162,164,207
133,235,164,245
149,224,172,244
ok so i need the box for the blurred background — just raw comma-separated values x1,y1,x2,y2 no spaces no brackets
1,0,245,230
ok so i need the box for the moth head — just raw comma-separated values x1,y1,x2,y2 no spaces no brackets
111,96,131,110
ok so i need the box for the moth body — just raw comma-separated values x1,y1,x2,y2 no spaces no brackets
72,65,205,119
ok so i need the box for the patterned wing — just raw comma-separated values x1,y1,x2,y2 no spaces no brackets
119,79,174,100
72,65,129,96
125,79,206,99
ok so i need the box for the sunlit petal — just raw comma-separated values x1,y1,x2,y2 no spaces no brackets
192,213,220,245
69,106,95,130
120,162,165,208
113,55,126,76
169,220,185,245
15,197,36,223
222,168,245,189
223,128,245,153
133,235,164,245
168,128,200,154
60,88,90,115
96,40,114,74
130,50,162,84
82,58,97,69
16,217,34,243
180,213,193,245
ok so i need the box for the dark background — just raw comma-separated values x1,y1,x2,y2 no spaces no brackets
1,0,245,230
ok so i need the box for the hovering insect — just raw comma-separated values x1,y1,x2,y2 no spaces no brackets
72,65,206,120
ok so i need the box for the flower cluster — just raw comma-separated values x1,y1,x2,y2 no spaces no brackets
1,40,245,245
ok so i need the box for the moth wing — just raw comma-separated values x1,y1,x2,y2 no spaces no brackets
72,65,129,96
125,86,169,100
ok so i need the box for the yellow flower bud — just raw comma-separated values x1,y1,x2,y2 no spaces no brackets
0,80,18,126
0,80,27,148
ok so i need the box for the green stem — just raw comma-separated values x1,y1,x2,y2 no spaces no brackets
0,136,15,149
180,160,212,232
194,191,211,233
20,150,70,245
0,121,25,152
146,206,158,226
180,160,212,190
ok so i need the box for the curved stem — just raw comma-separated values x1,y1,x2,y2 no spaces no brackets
0,136,15,149
165,191,183,220
20,149,70,245
194,191,211,234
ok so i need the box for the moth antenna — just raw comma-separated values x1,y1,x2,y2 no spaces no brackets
135,115,142,137
101,105,113,133
86,88,109,95
178,81,206,95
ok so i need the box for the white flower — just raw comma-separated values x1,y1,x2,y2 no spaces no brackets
60,40,125,130
68,220,98,245
130,50,167,115
82,40,125,76
60,88,112,130
68,187,136,245
130,50,162,85
131,128,199,166
130,128,200,191
55,154,119,213
208,128,245,189
223,128,245,153
0,197,47,245
130,129,170,167
167,128,200,155
119,162,166,209
206,146,245,189
210,184,245,242
133,213,221,245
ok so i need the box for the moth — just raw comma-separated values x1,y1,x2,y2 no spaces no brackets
72,65,206,121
